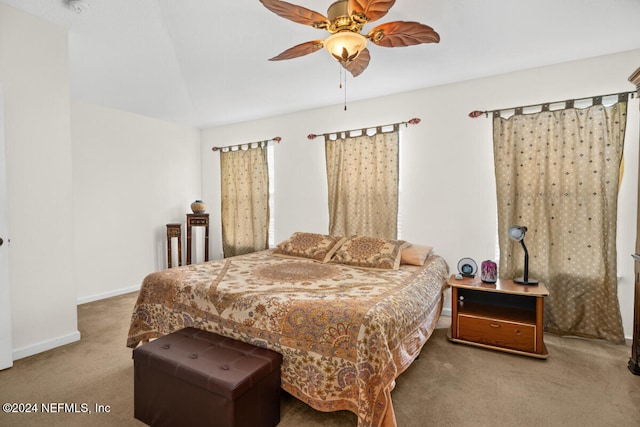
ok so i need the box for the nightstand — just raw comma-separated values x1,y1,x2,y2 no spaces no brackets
448,274,549,359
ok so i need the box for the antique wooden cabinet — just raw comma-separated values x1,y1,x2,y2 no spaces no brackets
629,66,640,375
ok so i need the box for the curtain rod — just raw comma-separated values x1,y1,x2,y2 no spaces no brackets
307,118,420,140
468,90,635,119
212,136,281,152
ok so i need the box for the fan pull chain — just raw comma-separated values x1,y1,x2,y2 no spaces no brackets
344,75,347,111
337,64,348,111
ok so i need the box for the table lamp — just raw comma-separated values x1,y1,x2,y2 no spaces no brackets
508,225,539,285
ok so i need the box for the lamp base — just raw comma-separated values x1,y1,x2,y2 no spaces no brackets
513,277,539,286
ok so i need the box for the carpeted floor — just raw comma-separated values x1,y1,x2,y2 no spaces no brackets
0,291,639,426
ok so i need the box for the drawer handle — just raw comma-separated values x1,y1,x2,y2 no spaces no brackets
489,323,501,328
515,329,522,335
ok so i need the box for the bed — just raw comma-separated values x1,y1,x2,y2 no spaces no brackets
127,233,449,427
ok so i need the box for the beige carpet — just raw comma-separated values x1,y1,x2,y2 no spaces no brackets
1,291,639,427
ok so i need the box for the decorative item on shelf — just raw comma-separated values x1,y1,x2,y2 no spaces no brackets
480,260,497,283
457,257,478,278
190,200,207,214
508,225,539,285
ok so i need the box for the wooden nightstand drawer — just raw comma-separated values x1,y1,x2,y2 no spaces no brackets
458,314,536,353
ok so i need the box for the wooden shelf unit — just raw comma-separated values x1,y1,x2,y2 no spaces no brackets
448,275,549,359
186,213,209,265
166,223,182,268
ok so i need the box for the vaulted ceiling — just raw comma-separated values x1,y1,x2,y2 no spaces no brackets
2,0,640,128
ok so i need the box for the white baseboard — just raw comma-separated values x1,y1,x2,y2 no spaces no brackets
77,284,141,305
11,286,140,361
13,330,81,361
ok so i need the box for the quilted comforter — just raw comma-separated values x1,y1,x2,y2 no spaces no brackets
127,249,449,427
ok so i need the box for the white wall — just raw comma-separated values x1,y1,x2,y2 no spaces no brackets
202,49,640,339
0,4,79,358
72,101,202,303
0,4,203,359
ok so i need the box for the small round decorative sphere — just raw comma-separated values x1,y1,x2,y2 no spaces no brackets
190,200,206,214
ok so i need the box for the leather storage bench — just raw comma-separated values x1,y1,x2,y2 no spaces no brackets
133,327,282,427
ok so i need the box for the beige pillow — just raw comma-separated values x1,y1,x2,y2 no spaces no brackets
329,235,408,270
272,232,345,263
401,244,433,266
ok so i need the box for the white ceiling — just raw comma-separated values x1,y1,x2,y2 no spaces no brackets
2,0,640,128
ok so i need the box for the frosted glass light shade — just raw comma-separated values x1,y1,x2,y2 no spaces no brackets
324,32,367,62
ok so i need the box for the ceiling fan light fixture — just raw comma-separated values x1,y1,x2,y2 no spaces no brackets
260,0,440,76
324,31,367,64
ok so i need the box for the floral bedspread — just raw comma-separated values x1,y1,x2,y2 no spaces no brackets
127,250,449,427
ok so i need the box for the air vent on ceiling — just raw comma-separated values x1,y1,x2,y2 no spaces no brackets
68,0,90,15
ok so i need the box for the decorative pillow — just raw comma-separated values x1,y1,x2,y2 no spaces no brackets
329,235,408,270
401,244,433,266
272,232,346,263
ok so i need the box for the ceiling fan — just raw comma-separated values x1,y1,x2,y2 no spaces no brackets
259,0,440,77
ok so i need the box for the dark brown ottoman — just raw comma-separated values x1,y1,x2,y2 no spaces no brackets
133,327,282,427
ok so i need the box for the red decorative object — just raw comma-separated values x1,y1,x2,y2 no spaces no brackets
481,260,497,283
307,134,317,140
468,110,485,118
408,118,421,125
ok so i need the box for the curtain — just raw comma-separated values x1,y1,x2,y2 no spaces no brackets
493,98,628,343
220,144,269,258
325,126,399,239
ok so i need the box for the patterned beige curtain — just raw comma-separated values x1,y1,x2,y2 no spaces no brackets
493,97,628,343
220,144,269,258
325,126,399,239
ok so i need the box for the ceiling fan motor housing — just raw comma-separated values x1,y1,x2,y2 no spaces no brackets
327,0,365,33
327,0,349,20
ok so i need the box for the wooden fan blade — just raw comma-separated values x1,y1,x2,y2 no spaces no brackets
342,48,370,77
269,40,324,61
348,0,396,23
260,0,329,28
368,21,440,47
